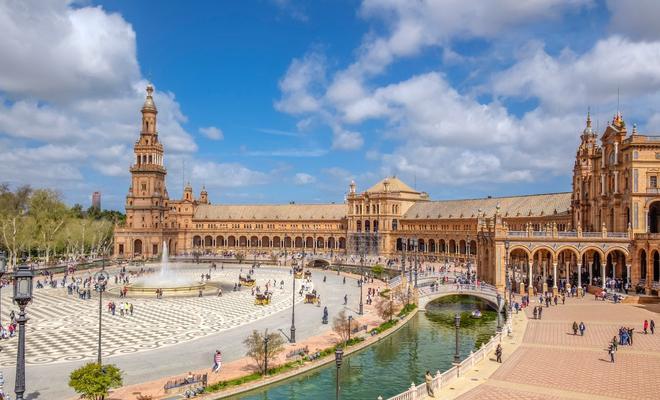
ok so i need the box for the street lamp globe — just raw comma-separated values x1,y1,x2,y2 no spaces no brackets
13,265,33,304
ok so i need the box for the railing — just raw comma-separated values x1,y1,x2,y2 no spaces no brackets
505,231,629,239
381,319,508,400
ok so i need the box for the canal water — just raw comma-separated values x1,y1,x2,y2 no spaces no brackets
236,295,498,400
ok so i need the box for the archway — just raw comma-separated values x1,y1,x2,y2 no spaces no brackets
429,239,436,253
250,236,259,247
305,237,314,249
316,237,324,249
650,201,660,233
284,236,293,248
639,249,647,282
216,235,224,247
654,250,660,282
228,236,236,247
239,236,247,247
272,236,281,248
295,237,303,248
133,239,143,256
508,248,530,292
439,239,446,253
262,236,270,248
469,240,477,255
338,237,346,249
204,235,213,247
449,239,456,254
192,235,202,248
328,237,336,249
418,239,425,252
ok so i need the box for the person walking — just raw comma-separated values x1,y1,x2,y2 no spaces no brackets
608,344,615,363
538,306,543,320
533,307,538,319
643,319,649,334
425,370,435,397
495,344,503,363
212,350,222,373
651,319,656,335
572,321,578,335
579,321,586,336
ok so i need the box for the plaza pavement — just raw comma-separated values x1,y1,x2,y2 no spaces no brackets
0,264,365,400
426,294,660,400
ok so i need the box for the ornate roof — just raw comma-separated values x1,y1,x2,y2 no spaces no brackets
194,203,346,221
402,192,571,219
366,176,419,193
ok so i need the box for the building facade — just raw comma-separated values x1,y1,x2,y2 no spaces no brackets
114,87,660,296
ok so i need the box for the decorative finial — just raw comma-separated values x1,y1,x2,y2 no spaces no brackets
632,123,638,135
146,84,154,96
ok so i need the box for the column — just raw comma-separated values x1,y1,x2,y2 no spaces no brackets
575,262,581,291
601,262,606,288
553,261,558,295
588,259,592,287
565,262,571,291
528,259,533,298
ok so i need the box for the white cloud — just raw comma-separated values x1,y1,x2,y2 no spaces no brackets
491,37,660,113
294,172,316,185
191,161,269,188
274,52,326,114
0,1,198,208
271,0,309,22
199,126,224,140
606,0,660,40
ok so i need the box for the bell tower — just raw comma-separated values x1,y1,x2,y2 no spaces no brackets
124,85,169,256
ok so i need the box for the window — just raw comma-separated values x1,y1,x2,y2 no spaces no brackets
651,176,657,188
141,183,147,191
392,219,398,231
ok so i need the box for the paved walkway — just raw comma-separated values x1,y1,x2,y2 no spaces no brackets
0,264,370,399
430,295,660,400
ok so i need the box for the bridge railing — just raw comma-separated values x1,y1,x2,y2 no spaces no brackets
380,313,510,400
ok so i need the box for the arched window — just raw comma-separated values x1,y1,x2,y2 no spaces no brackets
392,219,398,231
356,221,362,232
365,220,370,232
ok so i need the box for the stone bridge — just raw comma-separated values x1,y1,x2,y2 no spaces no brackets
417,284,504,312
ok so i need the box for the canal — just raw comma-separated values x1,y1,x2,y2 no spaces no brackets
235,295,498,400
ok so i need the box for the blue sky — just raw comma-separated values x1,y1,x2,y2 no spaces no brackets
2,1,660,211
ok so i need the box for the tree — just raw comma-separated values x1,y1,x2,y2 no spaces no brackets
375,293,400,322
235,251,245,264
243,330,285,375
0,184,33,267
332,310,359,344
69,363,122,400
371,264,384,278
29,189,68,264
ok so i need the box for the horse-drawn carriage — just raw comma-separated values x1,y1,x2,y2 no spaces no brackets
239,274,256,287
294,266,304,279
304,290,319,304
255,291,272,305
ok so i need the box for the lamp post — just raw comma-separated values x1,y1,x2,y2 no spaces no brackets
94,262,109,365
13,264,33,400
414,243,418,288
504,240,512,312
0,252,7,327
263,329,269,376
335,347,344,400
496,293,502,332
291,254,296,343
347,315,353,345
453,312,461,364
283,234,288,267
359,255,364,315
466,235,471,278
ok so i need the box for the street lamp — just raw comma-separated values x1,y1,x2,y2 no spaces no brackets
0,252,7,327
335,347,344,400
94,265,109,365
414,243,418,288
453,312,461,364
13,264,33,400
496,293,502,332
504,240,512,313
263,329,270,377
290,261,296,343
347,315,353,345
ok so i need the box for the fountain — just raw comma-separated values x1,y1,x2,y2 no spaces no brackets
125,241,210,297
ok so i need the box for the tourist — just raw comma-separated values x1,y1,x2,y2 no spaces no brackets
495,344,502,363
129,303,134,316
643,319,649,334
572,321,578,335
538,306,543,320
561,294,565,304
212,350,222,373
424,370,435,397
344,294,348,305
533,307,538,319
608,344,615,363
651,319,655,334
579,321,586,336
